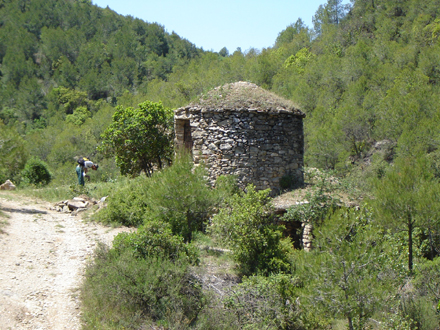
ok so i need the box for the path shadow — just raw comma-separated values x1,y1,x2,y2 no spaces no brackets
1,207,48,215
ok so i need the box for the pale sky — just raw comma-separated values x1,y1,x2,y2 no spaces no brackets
92,0,350,53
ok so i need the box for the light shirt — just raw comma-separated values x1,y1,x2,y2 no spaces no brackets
84,160,94,168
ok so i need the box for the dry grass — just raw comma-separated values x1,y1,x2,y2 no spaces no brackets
272,167,361,211
192,81,304,115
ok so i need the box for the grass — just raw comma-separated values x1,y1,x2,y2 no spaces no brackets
18,176,133,203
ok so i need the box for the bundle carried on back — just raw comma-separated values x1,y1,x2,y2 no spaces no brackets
77,157,89,167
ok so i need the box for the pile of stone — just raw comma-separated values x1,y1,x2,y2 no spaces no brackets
52,195,107,214
302,222,313,252
0,179,16,190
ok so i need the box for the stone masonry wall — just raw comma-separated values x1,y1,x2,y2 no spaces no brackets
175,107,304,194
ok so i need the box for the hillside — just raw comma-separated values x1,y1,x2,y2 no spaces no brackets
2,0,440,187
2,2,440,327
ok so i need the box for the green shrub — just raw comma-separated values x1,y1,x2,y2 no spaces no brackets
113,220,199,265
0,122,28,184
282,169,340,226
396,294,439,330
223,274,306,330
214,175,240,202
144,153,219,242
21,157,52,186
193,306,240,330
210,184,294,276
94,154,223,238
81,244,205,329
94,175,149,226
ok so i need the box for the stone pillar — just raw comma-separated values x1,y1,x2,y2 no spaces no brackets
302,222,313,251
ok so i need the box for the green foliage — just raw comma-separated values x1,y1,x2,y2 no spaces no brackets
99,100,174,177
81,244,205,329
283,47,315,72
49,87,89,115
371,155,440,273
94,175,149,227
0,121,28,183
210,185,294,276
65,106,91,126
213,175,240,205
282,168,340,227
223,274,305,330
143,153,219,242
113,220,199,265
21,157,52,186
95,154,221,242
309,207,393,330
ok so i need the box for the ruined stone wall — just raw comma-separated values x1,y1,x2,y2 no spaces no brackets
175,107,304,194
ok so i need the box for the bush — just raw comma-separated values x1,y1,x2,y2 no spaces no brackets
113,220,199,265
21,157,52,186
214,175,240,202
0,121,28,184
95,153,223,238
143,153,219,242
81,244,205,329
210,184,294,276
282,169,340,227
94,175,150,226
223,274,309,330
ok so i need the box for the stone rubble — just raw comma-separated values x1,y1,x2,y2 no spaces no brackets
51,195,107,214
0,179,16,190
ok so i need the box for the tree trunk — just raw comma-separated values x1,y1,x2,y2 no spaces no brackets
348,316,354,330
429,228,435,260
408,214,413,273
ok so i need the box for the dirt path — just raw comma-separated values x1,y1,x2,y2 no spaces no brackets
0,192,131,330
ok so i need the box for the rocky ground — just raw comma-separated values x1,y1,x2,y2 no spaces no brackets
0,191,132,330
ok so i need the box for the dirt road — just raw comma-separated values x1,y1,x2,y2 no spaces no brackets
0,192,130,330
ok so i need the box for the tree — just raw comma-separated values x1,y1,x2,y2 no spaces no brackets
310,207,392,330
0,121,28,183
372,156,440,273
313,0,350,35
275,18,308,48
143,153,219,242
99,100,174,177
219,47,229,57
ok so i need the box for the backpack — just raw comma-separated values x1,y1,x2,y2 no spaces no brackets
77,157,88,166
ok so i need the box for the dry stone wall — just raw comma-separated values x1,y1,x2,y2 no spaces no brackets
175,107,304,194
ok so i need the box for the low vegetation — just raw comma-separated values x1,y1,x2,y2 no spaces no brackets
2,0,440,328
76,155,440,329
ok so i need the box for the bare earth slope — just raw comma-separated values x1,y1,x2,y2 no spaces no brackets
0,192,130,330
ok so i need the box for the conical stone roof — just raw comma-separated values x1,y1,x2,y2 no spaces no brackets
178,81,305,117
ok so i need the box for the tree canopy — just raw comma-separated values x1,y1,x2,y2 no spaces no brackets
99,101,174,177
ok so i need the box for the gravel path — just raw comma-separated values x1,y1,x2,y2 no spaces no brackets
0,192,131,330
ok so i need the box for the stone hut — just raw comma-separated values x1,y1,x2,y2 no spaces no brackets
174,81,305,194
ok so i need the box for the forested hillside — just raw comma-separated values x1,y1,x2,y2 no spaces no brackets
2,0,440,329
0,0,201,182
2,0,440,185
